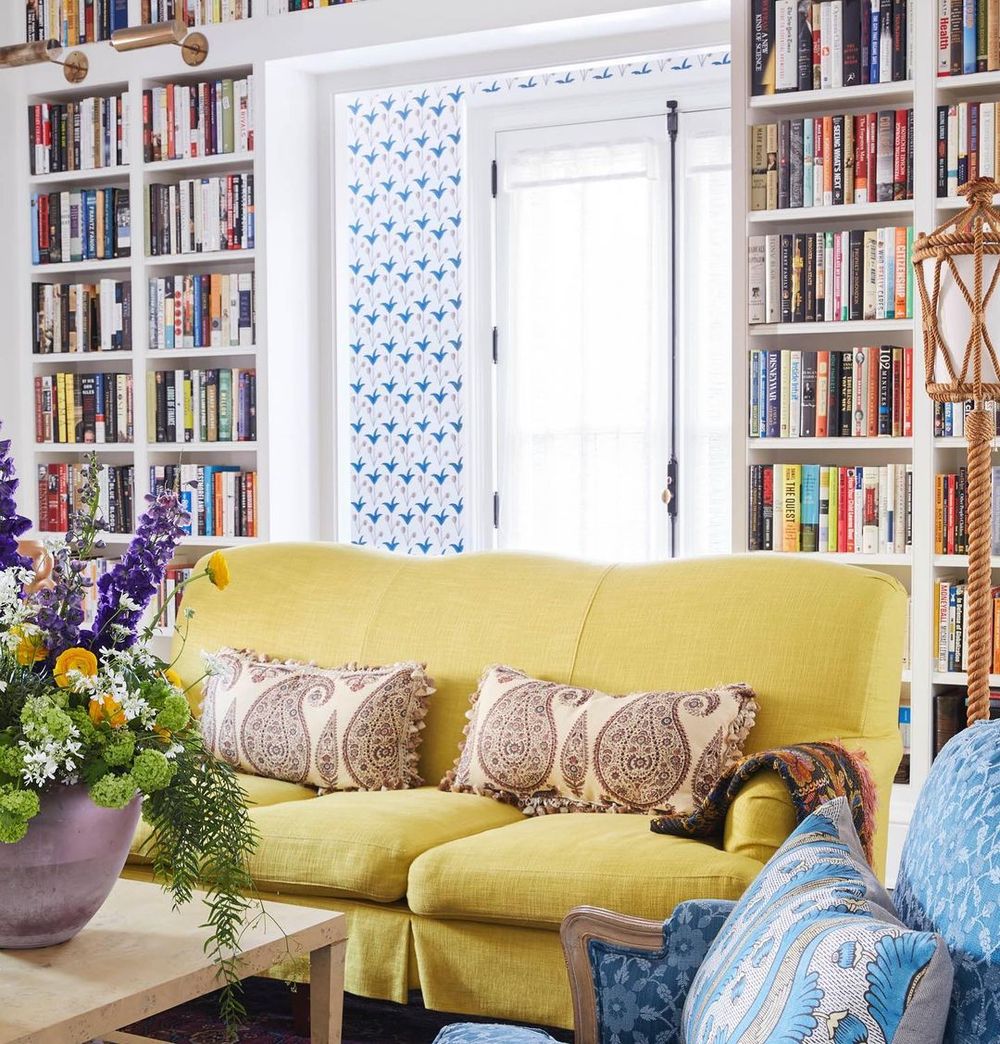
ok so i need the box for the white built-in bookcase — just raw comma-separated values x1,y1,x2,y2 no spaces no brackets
729,1,1000,874
24,65,264,564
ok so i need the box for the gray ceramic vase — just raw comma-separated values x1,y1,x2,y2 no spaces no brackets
0,783,141,948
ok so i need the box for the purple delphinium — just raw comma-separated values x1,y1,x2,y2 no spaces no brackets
82,491,190,655
0,434,32,571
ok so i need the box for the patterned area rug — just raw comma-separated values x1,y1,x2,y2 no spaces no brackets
124,978,574,1043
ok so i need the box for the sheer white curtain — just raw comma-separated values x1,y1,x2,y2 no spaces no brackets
496,120,670,562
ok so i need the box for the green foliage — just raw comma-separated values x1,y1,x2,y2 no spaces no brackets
0,787,39,843
103,732,135,767
89,772,138,809
156,694,191,733
20,696,72,743
131,748,174,793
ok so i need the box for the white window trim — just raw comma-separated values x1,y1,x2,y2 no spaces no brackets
465,82,729,552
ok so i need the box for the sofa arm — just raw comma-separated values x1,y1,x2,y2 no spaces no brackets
560,899,736,1044
722,768,798,865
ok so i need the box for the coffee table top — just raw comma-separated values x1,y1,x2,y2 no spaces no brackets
0,878,346,1044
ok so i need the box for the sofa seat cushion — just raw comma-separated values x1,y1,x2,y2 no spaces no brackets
245,787,524,903
408,812,765,929
129,770,317,865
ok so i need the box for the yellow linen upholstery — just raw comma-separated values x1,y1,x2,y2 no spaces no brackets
158,544,907,1028
244,787,523,903
408,812,763,928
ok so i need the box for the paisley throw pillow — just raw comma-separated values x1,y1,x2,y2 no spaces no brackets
201,648,434,791
440,665,757,815
681,798,954,1044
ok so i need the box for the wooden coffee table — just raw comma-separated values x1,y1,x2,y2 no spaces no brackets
0,878,346,1044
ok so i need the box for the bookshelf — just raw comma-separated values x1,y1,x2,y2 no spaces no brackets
730,1,1000,877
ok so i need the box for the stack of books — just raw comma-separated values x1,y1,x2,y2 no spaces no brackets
25,0,128,45
33,371,134,444
150,463,257,538
936,103,1000,197
142,75,254,162
146,174,254,255
751,0,912,96
938,4,1000,74
148,272,255,350
36,462,134,535
31,188,131,265
749,346,913,438
748,462,912,553
748,226,914,324
750,109,913,211
934,581,1000,673
29,93,130,175
32,279,132,354
935,400,1000,438
149,368,257,443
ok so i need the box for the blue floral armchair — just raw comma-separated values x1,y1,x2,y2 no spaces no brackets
433,899,736,1044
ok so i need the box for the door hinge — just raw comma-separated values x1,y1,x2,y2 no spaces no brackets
492,326,499,364
493,491,500,529
666,457,679,519
491,159,498,198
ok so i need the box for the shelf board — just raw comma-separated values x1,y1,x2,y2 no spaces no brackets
32,351,134,363
748,81,913,114
936,70,1000,94
749,319,913,336
147,441,258,452
144,249,255,268
747,200,914,225
750,437,912,449
753,551,911,565
29,166,130,186
31,257,131,276
937,195,997,212
144,152,255,175
37,530,134,542
935,436,1000,447
933,671,1000,686
934,554,1000,568
178,535,260,547
146,346,257,360
34,443,134,454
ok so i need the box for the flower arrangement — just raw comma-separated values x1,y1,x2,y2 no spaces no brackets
0,435,257,1027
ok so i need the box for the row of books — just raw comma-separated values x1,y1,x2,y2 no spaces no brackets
32,279,132,354
150,464,258,538
36,462,134,535
148,272,255,350
30,188,131,266
748,462,913,554
151,564,195,634
938,1,1000,74
936,103,1000,198
148,368,257,443
29,94,130,176
749,109,912,212
25,0,128,44
269,0,358,10
748,346,914,439
748,226,914,325
935,400,1000,438
142,76,254,163
896,704,910,784
144,0,251,21
146,175,255,256
933,582,1000,674
935,470,973,556
33,371,134,444
751,0,913,96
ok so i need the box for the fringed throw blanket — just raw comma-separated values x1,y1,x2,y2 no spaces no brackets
649,742,879,863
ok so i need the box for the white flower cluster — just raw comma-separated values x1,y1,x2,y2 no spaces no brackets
19,731,83,787
0,566,39,654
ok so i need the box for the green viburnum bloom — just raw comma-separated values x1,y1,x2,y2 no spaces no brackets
89,772,137,809
0,745,24,780
103,732,136,768
20,696,73,744
155,695,191,733
67,707,101,747
0,788,40,844
131,749,174,794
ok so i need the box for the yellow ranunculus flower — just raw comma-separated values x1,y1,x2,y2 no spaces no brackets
164,668,183,689
89,694,126,729
206,551,230,591
53,647,99,688
12,627,46,666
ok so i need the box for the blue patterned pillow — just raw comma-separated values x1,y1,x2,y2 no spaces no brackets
681,798,953,1044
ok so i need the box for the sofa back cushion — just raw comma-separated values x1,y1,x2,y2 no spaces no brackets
172,546,907,787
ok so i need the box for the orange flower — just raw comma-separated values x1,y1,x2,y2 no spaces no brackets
89,694,127,729
153,725,172,744
54,647,99,688
12,627,46,666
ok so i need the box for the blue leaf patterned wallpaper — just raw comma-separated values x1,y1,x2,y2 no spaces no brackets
340,50,730,555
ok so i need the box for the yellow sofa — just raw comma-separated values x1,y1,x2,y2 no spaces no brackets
125,545,907,1030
